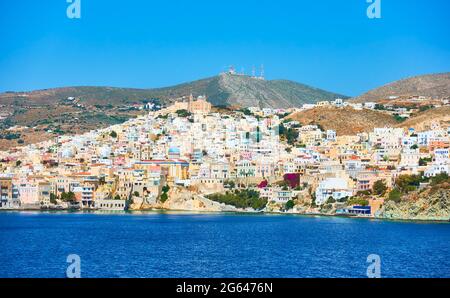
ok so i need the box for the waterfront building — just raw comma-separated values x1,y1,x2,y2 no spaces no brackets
0,177,13,208
95,199,126,210
315,178,353,205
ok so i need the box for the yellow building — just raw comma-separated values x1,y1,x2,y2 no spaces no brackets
188,95,212,114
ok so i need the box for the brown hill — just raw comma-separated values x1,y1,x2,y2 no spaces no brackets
397,106,450,131
0,74,347,151
0,73,347,109
287,106,397,135
352,73,450,102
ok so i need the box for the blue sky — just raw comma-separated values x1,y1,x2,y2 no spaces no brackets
0,0,449,96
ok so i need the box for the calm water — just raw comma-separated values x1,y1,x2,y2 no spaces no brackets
0,212,449,278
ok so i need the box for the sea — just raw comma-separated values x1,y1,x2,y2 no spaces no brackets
0,211,449,278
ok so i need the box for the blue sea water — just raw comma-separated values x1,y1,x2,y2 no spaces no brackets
0,212,449,278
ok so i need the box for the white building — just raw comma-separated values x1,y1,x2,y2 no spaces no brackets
315,178,353,205
326,130,337,142
400,148,420,168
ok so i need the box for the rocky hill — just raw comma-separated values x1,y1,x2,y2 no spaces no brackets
352,73,450,102
0,73,347,109
0,73,346,151
397,106,450,131
378,185,450,221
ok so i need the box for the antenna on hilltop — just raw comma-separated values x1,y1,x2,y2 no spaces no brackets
252,66,256,77
260,64,265,79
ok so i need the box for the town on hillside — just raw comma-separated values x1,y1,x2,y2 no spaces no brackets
1,94,449,220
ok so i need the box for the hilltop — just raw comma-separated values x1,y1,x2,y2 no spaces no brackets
352,73,450,102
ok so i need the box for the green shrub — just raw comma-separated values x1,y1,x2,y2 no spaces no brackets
387,188,402,203
347,197,369,206
285,200,295,210
395,174,423,193
207,189,267,210
372,180,387,196
430,173,449,186
175,109,191,118
160,192,168,203
326,197,336,204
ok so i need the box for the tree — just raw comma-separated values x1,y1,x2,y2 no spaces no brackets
60,192,76,203
347,197,369,206
430,173,449,186
175,109,191,118
393,114,407,123
357,190,372,196
285,200,295,210
395,174,422,193
114,195,121,200
160,193,168,203
279,123,299,145
224,180,235,189
419,157,432,166
110,131,118,138
15,160,22,167
50,193,58,205
241,108,253,116
372,180,387,196
374,104,385,110
387,188,402,203
326,197,336,204
207,189,267,211
133,191,140,197
160,185,170,203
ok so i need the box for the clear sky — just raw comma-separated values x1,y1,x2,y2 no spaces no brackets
0,0,449,96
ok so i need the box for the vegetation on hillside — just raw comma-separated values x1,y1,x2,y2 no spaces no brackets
207,189,268,210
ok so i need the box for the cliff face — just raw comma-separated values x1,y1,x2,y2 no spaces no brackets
130,187,240,212
378,186,450,221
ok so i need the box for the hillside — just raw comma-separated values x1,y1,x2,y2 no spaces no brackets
397,106,450,131
378,180,450,221
287,106,398,135
0,73,347,109
211,74,347,108
352,73,450,102
0,74,346,151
